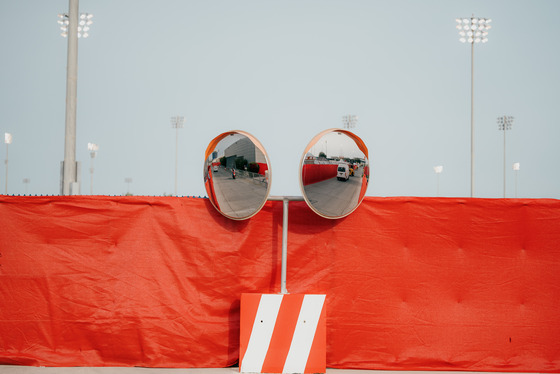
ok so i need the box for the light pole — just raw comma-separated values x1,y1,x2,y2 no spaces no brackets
434,165,443,197
456,16,491,197
57,0,93,195
497,115,514,198
512,162,520,198
4,133,12,194
170,116,185,196
23,178,30,195
125,177,132,195
87,143,99,195
342,115,358,130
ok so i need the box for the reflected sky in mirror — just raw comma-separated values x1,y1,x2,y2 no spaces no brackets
300,130,369,218
204,132,271,220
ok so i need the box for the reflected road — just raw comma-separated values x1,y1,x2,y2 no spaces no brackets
210,166,269,218
303,167,366,217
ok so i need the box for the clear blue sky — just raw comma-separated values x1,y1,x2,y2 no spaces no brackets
1,0,559,198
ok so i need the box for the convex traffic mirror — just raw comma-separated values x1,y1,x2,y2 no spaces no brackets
299,129,370,219
204,131,271,220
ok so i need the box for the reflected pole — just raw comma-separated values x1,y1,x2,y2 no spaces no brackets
456,16,491,197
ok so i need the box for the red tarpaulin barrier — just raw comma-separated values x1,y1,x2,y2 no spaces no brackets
0,195,559,371
301,164,338,186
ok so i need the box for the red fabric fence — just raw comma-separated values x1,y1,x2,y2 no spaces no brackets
0,196,559,371
301,164,338,186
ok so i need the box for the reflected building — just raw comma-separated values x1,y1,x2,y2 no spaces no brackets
224,137,268,175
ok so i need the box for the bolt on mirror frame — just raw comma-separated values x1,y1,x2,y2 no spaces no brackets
203,130,272,220
298,128,370,219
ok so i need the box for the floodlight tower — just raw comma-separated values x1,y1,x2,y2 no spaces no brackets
455,16,491,197
88,143,99,194
170,116,185,196
342,115,358,130
4,133,12,194
57,0,93,195
496,115,514,197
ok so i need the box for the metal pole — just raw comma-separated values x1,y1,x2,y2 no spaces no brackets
268,196,304,295
175,125,179,196
503,121,506,198
470,41,475,198
515,170,518,198
281,198,289,294
61,0,79,195
4,143,8,194
90,154,94,195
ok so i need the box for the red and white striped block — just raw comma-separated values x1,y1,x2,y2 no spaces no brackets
240,293,326,374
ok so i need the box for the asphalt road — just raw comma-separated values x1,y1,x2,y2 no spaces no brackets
302,167,365,217
210,166,269,218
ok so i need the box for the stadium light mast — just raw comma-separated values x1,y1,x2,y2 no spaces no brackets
170,116,185,196
58,0,93,195
456,15,491,197
497,115,514,198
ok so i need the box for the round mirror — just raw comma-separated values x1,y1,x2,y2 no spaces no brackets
204,131,271,220
299,129,370,219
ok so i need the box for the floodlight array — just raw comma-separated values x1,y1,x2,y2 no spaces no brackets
497,115,514,131
88,142,99,152
342,115,358,129
58,12,93,38
171,116,185,129
455,17,491,44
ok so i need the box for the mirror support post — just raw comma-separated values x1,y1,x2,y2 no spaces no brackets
269,196,304,295
281,198,289,294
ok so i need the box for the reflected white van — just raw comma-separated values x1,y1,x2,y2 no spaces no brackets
337,163,349,181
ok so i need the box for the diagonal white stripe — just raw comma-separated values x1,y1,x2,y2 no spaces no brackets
241,294,283,373
282,294,326,373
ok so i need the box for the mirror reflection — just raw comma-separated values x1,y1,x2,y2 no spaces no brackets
300,129,370,219
204,131,271,220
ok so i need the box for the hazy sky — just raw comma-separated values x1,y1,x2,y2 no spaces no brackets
1,0,559,198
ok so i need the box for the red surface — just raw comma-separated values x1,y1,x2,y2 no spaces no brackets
0,195,559,371
301,164,338,186
257,163,268,176
239,294,326,373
